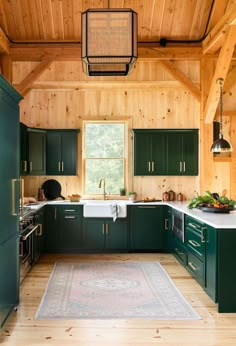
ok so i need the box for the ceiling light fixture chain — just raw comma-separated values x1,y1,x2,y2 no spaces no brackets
217,78,224,136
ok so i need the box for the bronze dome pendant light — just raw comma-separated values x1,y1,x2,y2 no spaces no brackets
210,78,233,153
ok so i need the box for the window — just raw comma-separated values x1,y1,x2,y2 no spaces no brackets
84,122,126,195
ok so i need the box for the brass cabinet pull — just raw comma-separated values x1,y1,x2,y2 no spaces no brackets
138,206,157,209
106,224,109,235
61,161,64,172
188,239,200,247
11,179,18,216
175,248,184,256
180,161,182,172
188,222,198,229
183,161,186,172
200,228,206,243
29,161,32,171
65,216,75,219
148,161,151,172
152,161,154,172
65,209,76,212
188,262,198,271
24,160,27,172
102,224,105,235
58,161,61,172
36,224,43,236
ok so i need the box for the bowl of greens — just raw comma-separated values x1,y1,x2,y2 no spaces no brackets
188,191,236,213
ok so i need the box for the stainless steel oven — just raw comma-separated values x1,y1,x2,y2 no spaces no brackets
172,208,185,242
19,211,42,283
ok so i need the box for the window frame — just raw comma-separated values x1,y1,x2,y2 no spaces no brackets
82,120,128,197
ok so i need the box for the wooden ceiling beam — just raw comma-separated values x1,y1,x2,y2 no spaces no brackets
158,60,201,102
14,58,53,96
0,27,10,53
8,44,204,61
202,4,236,54
224,66,236,93
204,25,236,124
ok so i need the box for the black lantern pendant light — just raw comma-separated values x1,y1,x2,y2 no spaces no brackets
210,78,233,153
81,2,138,76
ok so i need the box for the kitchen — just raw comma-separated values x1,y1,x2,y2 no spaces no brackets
1,0,236,345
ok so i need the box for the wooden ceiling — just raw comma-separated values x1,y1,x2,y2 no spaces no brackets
0,0,235,124
0,0,232,44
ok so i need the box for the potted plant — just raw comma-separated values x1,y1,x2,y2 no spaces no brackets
128,191,136,201
119,188,126,196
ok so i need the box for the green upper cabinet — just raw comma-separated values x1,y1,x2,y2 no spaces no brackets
28,129,46,175
167,130,198,176
46,130,79,175
133,129,198,176
133,130,167,175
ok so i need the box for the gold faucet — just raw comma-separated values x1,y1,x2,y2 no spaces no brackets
99,178,107,200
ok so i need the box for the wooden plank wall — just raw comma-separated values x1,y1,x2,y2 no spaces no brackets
14,59,236,201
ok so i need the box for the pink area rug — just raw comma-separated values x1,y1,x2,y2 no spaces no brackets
35,262,200,320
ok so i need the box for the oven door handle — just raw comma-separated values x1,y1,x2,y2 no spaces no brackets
21,224,39,240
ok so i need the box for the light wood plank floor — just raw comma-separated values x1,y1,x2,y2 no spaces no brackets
1,253,236,345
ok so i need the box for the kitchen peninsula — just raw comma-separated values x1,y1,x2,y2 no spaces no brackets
23,199,236,313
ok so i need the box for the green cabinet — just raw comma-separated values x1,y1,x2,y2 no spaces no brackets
185,215,206,286
28,129,46,175
133,130,167,175
0,75,22,328
133,129,198,176
82,218,128,251
44,205,82,253
167,131,198,175
46,130,78,175
129,205,164,250
20,122,28,175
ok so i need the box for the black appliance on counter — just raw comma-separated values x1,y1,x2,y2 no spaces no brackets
172,208,185,242
19,209,42,283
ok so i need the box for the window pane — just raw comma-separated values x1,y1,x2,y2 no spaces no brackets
85,159,124,194
85,123,124,158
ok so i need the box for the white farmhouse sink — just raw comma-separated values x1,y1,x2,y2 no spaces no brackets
83,200,127,218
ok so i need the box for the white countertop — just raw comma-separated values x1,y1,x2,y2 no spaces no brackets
23,200,236,229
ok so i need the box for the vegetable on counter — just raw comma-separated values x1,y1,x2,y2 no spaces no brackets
188,190,236,209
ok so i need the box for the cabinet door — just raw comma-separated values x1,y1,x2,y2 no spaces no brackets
46,132,61,175
44,206,63,252
59,206,82,252
133,131,151,175
0,75,22,328
20,122,28,175
46,131,78,175
182,132,198,175
151,133,168,175
0,235,19,328
167,133,182,175
106,219,128,249
130,206,164,249
82,219,105,250
61,132,77,175
28,130,46,175
167,131,198,176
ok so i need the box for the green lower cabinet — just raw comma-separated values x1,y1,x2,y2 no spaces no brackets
0,235,19,328
82,218,128,251
204,224,217,302
172,236,187,266
129,205,164,250
165,206,173,251
44,205,82,253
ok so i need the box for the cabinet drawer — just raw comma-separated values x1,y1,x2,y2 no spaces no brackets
187,253,205,286
185,216,205,261
173,240,187,266
61,206,82,217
